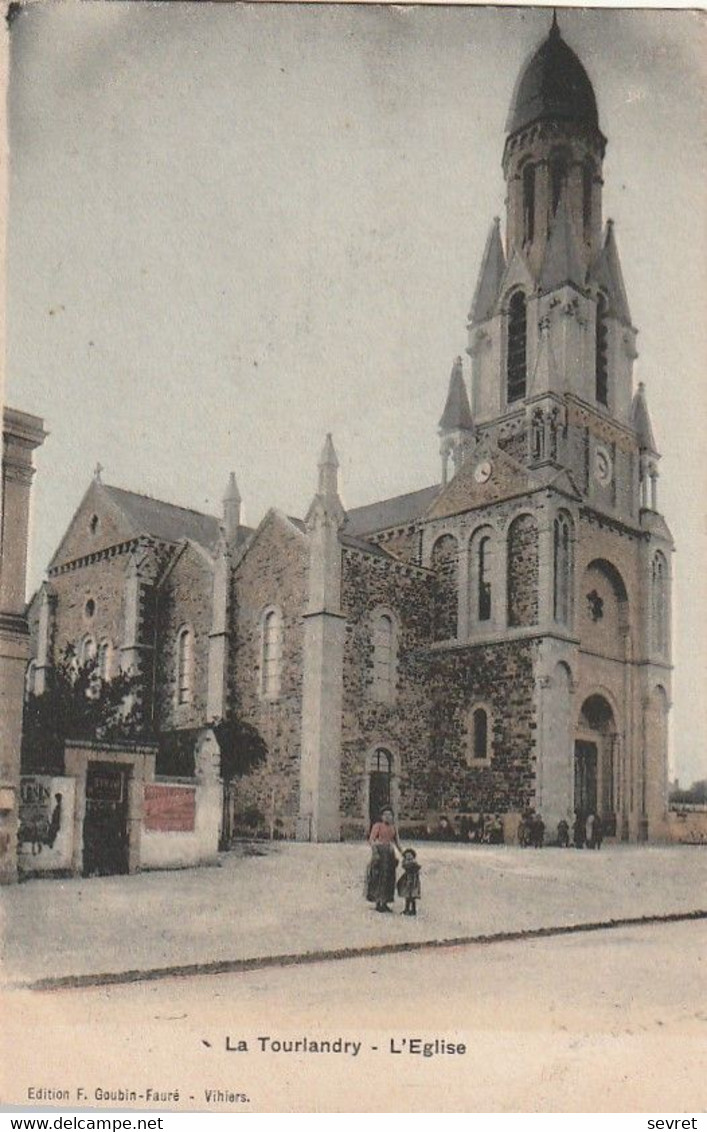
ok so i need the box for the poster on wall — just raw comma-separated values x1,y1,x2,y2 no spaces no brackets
17,775,73,867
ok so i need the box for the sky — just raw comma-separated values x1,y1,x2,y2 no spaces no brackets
5,3,706,783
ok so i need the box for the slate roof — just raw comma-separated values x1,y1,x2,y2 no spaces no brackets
340,533,401,561
630,383,658,453
345,484,441,536
506,15,600,136
469,218,506,324
103,485,224,553
591,221,633,325
439,358,474,432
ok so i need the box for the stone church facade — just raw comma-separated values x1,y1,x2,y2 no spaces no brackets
26,18,672,844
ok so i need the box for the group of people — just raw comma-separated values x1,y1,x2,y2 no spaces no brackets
568,811,604,849
364,804,608,915
365,807,422,915
431,812,505,844
517,810,546,847
545,811,604,848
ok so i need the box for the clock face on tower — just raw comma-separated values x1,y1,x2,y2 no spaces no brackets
594,445,613,486
474,460,492,484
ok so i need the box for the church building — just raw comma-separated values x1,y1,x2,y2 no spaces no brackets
26,17,673,847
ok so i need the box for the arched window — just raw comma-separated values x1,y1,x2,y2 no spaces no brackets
595,293,609,406
550,152,568,214
176,625,194,706
651,553,668,656
478,536,492,622
79,636,97,666
98,639,113,683
582,162,594,239
368,748,395,824
468,706,491,763
553,514,572,624
430,534,459,641
506,291,527,403
507,514,539,627
261,608,282,700
372,611,397,701
522,163,535,244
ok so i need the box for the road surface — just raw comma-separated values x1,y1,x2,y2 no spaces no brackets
3,919,705,1112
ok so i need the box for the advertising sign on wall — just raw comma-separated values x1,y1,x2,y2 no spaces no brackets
143,783,196,832
18,775,75,871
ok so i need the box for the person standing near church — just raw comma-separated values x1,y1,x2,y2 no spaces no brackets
366,806,402,913
585,812,596,850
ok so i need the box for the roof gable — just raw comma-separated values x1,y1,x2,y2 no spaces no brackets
425,443,533,521
231,507,307,573
48,480,223,572
48,480,140,571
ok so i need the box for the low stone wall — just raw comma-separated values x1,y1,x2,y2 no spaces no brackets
140,777,222,869
665,807,707,845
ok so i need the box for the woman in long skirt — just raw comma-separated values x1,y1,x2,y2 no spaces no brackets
365,806,402,913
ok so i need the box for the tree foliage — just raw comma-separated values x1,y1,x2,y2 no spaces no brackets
22,646,148,775
212,718,268,783
670,780,707,806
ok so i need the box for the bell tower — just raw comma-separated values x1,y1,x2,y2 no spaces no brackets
447,14,673,842
503,11,605,276
466,13,637,439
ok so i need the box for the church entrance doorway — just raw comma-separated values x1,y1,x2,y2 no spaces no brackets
83,762,130,876
368,748,393,825
575,695,619,836
574,741,598,815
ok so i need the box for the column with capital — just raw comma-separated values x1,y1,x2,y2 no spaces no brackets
0,409,47,882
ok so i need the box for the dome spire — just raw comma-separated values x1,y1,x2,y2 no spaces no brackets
505,17,600,136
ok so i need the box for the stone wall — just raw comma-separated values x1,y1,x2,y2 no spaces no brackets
425,639,539,816
41,550,133,667
229,515,308,830
430,534,458,641
507,514,539,627
140,777,222,869
339,548,432,831
497,428,527,464
154,543,214,733
368,526,422,565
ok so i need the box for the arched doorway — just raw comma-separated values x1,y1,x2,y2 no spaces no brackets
575,694,618,833
368,748,394,825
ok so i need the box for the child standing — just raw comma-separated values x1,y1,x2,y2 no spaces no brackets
397,848,422,916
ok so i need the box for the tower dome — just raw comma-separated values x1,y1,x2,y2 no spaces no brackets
506,14,599,135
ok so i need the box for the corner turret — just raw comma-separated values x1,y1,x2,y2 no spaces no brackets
439,357,475,484
223,472,242,547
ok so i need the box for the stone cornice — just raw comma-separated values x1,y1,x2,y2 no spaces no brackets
341,542,432,578
48,538,173,577
3,407,48,449
579,505,648,540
